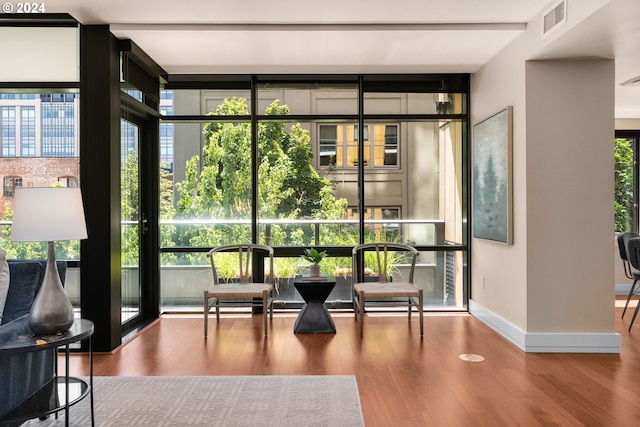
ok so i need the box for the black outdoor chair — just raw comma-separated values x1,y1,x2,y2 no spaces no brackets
624,237,640,332
617,232,640,320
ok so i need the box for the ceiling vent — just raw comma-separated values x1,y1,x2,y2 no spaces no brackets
542,0,567,37
621,76,640,87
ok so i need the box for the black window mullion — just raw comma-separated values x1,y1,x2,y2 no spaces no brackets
634,137,639,233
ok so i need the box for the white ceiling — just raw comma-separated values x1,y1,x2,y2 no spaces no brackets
40,0,640,118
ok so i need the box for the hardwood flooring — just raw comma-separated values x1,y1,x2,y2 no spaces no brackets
64,303,640,427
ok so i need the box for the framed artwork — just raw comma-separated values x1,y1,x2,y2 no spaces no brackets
472,106,513,244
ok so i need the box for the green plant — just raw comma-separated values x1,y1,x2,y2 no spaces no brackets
615,137,634,232
301,248,327,265
173,97,350,257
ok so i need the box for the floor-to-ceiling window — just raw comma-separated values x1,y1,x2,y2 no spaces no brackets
0,90,82,307
0,8,81,307
159,75,469,311
615,131,639,233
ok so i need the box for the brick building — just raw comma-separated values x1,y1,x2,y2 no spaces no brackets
0,93,80,218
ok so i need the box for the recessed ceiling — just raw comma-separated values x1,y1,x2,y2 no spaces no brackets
15,0,640,118
39,0,552,75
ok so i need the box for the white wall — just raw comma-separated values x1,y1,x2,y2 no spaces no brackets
525,59,614,333
470,0,620,351
0,27,78,82
470,27,529,331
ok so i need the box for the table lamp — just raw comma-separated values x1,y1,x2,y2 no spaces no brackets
11,187,88,335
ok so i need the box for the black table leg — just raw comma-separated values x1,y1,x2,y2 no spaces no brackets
294,301,336,334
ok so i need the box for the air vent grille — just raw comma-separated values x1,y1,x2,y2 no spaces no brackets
621,76,640,87
543,0,566,36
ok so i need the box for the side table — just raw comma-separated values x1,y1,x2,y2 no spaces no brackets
0,318,95,427
293,276,336,334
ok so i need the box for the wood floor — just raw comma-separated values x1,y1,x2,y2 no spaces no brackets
64,302,640,427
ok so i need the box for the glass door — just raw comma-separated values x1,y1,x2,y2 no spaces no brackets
121,118,141,323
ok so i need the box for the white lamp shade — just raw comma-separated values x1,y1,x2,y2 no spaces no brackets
11,187,88,242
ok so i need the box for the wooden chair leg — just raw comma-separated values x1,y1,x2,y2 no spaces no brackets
353,288,358,320
269,289,274,321
418,290,424,336
203,291,209,337
407,297,412,321
262,291,268,336
358,290,365,337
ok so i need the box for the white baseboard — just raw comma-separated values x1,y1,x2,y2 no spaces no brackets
469,300,621,353
617,282,632,296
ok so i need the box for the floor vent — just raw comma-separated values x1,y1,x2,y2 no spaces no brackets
542,0,567,37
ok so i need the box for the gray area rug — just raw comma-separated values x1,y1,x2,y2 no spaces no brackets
26,375,365,426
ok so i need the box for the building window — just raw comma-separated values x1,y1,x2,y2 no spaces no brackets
354,124,369,141
159,94,174,168
384,125,398,166
1,107,16,157
1,93,78,158
41,100,75,157
159,121,174,170
319,125,338,167
3,176,22,196
58,176,78,187
21,106,36,157
318,124,399,168
0,94,36,100
121,120,138,162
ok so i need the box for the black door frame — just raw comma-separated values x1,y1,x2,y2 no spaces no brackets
120,96,161,335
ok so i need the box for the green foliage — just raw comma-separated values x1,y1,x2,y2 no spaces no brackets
121,152,177,266
301,247,327,265
121,152,139,266
615,138,634,232
159,162,178,265
272,257,301,280
0,191,80,260
174,97,350,252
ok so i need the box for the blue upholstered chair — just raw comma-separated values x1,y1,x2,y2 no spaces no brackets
0,260,67,422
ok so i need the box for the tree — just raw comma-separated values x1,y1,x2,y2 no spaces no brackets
174,97,349,254
615,137,634,232
0,185,79,260
121,152,177,265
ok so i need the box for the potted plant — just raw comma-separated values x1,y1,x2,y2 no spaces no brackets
301,248,327,277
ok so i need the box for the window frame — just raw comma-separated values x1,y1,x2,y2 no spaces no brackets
318,123,400,169
58,175,79,187
3,175,22,196
1,106,17,157
615,130,640,233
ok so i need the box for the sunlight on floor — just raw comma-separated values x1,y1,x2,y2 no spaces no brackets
615,298,638,308
163,311,471,319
